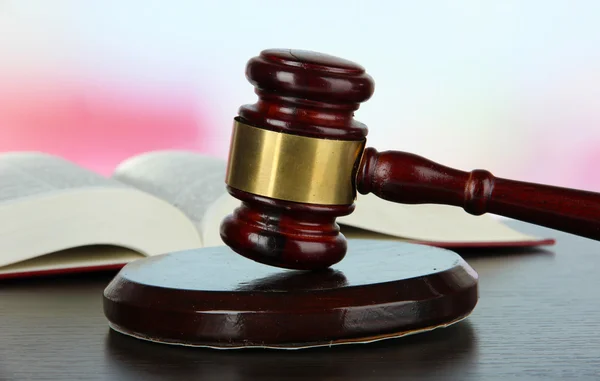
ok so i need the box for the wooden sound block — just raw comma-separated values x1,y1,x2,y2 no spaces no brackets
103,239,479,349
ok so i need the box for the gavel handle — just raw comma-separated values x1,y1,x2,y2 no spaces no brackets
357,147,600,241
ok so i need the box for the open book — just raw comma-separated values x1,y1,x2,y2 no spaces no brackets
0,150,554,279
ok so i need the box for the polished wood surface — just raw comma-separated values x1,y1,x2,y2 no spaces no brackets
222,49,600,270
357,147,600,241
103,240,478,348
220,187,353,269
1,221,599,380
238,48,374,139
221,48,374,269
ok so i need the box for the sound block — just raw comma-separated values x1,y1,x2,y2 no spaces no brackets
103,239,478,349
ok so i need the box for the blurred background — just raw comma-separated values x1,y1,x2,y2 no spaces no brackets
0,0,598,191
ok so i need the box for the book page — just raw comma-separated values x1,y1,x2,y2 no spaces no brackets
112,150,228,231
0,245,142,278
339,193,550,244
0,152,126,205
0,151,206,279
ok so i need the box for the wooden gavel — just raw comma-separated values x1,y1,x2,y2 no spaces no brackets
220,48,600,270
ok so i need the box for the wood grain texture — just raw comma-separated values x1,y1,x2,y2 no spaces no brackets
357,147,600,241
222,48,374,270
220,187,353,269
238,48,374,139
102,240,478,348
1,221,599,380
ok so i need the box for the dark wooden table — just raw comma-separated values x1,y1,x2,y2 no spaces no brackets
1,221,599,380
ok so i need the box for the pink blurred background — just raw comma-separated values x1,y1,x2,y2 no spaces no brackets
0,1,598,190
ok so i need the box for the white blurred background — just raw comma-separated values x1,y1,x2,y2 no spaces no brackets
1,0,598,190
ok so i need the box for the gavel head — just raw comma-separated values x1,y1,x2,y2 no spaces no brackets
220,48,375,270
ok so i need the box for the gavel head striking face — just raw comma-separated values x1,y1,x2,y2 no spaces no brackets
220,48,375,270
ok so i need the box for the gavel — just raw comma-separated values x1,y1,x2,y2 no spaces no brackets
103,48,600,348
220,48,600,271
